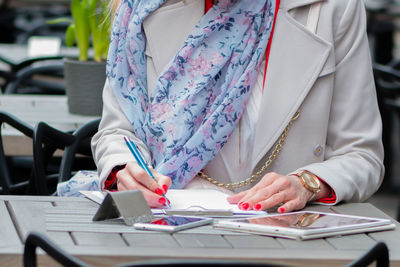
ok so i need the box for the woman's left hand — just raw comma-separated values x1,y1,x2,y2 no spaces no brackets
226,172,314,213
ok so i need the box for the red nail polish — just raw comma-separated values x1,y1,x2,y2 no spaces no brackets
158,197,166,204
155,188,163,196
241,203,249,210
254,203,262,210
162,184,169,192
279,207,285,213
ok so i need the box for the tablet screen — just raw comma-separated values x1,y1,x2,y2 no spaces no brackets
232,212,383,230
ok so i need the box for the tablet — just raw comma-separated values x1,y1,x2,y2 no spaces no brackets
213,211,395,240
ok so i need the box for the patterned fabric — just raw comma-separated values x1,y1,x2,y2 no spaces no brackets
57,171,99,197
107,0,278,188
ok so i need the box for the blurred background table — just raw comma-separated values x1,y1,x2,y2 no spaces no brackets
0,94,99,156
0,43,78,69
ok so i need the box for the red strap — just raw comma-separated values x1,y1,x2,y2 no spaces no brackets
263,0,280,91
205,0,213,13
313,175,337,204
316,182,337,204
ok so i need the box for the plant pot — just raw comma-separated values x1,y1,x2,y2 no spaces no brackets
64,58,106,116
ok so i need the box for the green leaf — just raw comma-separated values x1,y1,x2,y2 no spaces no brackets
46,17,72,25
89,0,110,62
65,24,76,47
58,0,110,61
71,0,90,61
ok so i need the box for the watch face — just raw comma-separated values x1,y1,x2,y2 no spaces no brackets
302,172,320,190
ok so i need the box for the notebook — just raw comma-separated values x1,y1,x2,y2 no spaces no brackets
80,189,265,217
213,211,396,240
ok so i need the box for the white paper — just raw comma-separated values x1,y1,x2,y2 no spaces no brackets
80,190,106,204
165,189,242,211
80,189,266,215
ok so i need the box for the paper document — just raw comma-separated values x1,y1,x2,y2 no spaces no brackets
80,190,106,204
165,189,250,211
80,189,265,216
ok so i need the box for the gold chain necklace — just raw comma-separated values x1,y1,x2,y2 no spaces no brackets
199,110,300,190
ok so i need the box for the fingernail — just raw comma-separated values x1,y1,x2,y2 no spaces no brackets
158,197,166,204
254,203,262,210
162,184,169,192
155,188,163,196
241,203,250,210
278,207,285,213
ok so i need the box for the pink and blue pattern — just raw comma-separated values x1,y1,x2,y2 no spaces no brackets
107,0,277,188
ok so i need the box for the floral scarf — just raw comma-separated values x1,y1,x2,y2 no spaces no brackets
107,0,278,188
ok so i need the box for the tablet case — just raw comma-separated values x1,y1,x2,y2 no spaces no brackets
92,190,153,226
213,211,396,240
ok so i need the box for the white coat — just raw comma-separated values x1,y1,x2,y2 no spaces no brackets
91,0,384,204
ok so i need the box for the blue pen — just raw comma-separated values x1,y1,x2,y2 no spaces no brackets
123,136,171,208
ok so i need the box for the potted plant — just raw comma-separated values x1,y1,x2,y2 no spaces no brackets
53,0,110,116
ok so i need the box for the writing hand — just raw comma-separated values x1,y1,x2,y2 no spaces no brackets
115,161,172,208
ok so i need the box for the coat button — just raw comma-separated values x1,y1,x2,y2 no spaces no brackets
314,145,323,157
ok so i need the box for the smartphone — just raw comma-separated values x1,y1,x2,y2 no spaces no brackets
133,215,213,232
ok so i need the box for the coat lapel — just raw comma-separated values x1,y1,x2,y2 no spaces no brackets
252,0,334,165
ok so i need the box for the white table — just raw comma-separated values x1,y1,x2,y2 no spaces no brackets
0,195,399,267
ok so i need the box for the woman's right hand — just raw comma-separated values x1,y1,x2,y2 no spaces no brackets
115,161,172,208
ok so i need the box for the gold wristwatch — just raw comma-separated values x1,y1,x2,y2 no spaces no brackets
296,170,321,202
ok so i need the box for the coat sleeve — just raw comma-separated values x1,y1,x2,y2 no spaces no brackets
91,79,152,189
298,0,384,204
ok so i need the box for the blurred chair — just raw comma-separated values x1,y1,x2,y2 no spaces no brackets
4,63,65,95
23,231,389,267
0,110,34,194
0,110,64,195
382,98,400,221
366,4,394,65
346,241,389,267
0,56,66,94
0,69,15,92
373,63,400,191
373,63,400,221
373,63,400,97
0,0,18,43
32,118,100,195
1,55,64,74
0,109,99,195
24,232,89,267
